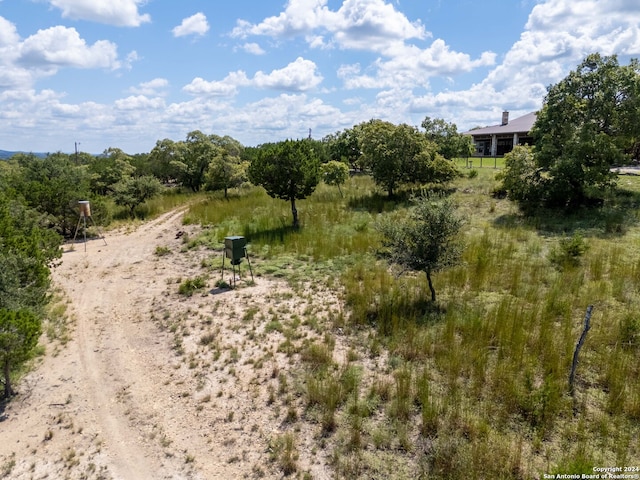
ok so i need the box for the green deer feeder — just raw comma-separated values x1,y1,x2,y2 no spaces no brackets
221,236,253,287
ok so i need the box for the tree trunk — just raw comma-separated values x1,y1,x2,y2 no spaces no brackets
291,198,299,229
3,360,12,399
426,270,436,302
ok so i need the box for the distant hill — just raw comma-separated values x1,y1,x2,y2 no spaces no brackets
0,150,47,160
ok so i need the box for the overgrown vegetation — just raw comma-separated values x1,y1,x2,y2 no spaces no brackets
183,168,640,478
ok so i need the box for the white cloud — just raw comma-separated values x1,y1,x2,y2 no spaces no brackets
0,16,19,47
18,26,119,69
331,0,428,51
408,0,640,131
184,58,323,97
253,57,323,91
48,0,150,27
115,95,166,111
183,71,250,97
232,0,426,51
338,40,496,90
128,78,169,96
240,43,266,55
172,13,210,38
232,0,493,92
124,50,140,70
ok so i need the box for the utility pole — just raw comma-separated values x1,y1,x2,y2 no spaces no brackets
75,142,80,164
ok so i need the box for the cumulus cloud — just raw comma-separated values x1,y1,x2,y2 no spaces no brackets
232,0,493,91
129,78,169,96
240,43,266,55
184,58,323,97
409,0,640,131
172,13,210,38
115,95,166,111
48,0,150,27
183,72,249,97
0,17,124,93
253,57,323,91
232,0,426,50
18,26,119,69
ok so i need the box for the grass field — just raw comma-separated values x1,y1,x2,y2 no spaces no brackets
178,166,640,478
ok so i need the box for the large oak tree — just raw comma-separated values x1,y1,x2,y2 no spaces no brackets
515,53,640,209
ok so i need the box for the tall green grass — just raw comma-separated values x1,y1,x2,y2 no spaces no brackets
183,171,640,478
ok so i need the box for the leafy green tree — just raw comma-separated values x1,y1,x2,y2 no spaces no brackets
0,309,41,398
148,138,184,184
204,135,247,198
112,175,163,217
321,160,350,197
323,127,362,170
0,189,61,398
358,120,450,196
0,192,62,311
87,148,135,195
377,194,464,302
496,145,544,213
171,131,217,192
530,53,640,208
421,116,474,159
204,154,248,198
248,139,321,228
9,152,91,237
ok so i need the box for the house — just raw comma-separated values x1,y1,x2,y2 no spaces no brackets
464,111,537,157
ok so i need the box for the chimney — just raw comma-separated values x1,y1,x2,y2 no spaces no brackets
501,111,509,125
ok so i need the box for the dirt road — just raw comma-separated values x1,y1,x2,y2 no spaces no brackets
0,208,301,479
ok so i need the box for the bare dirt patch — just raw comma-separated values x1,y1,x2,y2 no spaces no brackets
0,208,349,479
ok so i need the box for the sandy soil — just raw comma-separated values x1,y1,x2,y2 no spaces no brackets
0,208,345,479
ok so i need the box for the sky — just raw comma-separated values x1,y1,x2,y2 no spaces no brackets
1,0,640,154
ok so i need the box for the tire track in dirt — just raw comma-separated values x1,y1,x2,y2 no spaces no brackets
51,207,200,479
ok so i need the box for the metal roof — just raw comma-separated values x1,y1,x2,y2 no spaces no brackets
464,112,537,136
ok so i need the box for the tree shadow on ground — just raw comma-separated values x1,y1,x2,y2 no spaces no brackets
366,295,447,337
347,185,456,214
493,190,640,238
242,224,298,245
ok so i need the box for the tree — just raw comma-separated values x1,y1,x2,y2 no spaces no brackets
9,152,91,237
204,135,247,198
0,190,61,399
0,309,41,398
321,160,349,197
170,131,216,192
0,192,62,311
248,139,321,228
358,120,452,196
148,138,184,184
87,148,135,195
112,175,163,217
528,53,640,208
496,145,545,213
421,116,474,159
323,127,362,170
377,194,464,302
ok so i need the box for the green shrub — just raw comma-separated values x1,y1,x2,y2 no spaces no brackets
178,276,207,296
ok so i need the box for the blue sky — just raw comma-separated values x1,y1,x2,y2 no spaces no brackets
1,0,639,154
